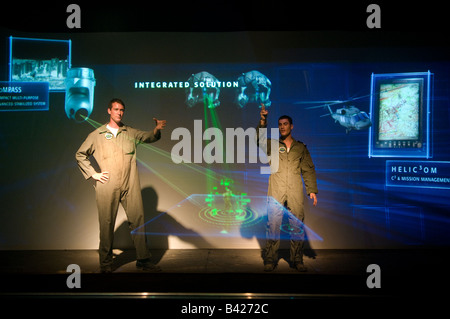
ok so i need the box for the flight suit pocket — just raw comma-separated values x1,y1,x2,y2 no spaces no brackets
124,147,135,156
101,139,115,160
121,136,136,156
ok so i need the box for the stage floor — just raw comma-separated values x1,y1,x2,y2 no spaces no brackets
1,248,397,275
0,248,447,315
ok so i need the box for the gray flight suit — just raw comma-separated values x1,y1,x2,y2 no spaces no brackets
257,123,318,266
76,124,161,270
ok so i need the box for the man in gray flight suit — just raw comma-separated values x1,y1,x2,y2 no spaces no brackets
76,98,166,273
258,104,318,272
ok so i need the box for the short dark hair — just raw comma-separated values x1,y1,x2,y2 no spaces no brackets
278,115,293,125
108,98,125,109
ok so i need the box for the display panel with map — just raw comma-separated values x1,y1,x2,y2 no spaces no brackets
369,72,433,158
378,80,422,143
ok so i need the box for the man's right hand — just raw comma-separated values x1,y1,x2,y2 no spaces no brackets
260,103,268,124
92,171,109,184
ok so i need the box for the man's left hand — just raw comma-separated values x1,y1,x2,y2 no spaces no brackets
309,193,317,206
153,117,166,130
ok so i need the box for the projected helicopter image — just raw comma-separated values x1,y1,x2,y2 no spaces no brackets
297,83,422,134
297,98,372,134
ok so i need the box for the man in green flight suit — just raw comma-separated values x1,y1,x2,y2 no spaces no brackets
258,104,318,272
76,98,166,273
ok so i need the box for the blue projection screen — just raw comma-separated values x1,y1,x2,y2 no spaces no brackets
0,31,449,250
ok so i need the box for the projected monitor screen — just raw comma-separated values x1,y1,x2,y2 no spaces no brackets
9,37,71,91
368,72,432,158
375,78,423,149
374,78,424,149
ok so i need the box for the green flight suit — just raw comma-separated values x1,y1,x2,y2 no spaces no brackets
257,123,318,265
76,124,160,270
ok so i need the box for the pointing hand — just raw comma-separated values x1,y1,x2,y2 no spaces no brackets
153,117,167,130
260,103,268,122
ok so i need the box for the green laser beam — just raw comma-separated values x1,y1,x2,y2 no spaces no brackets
80,115,234,198
81,114,224,182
